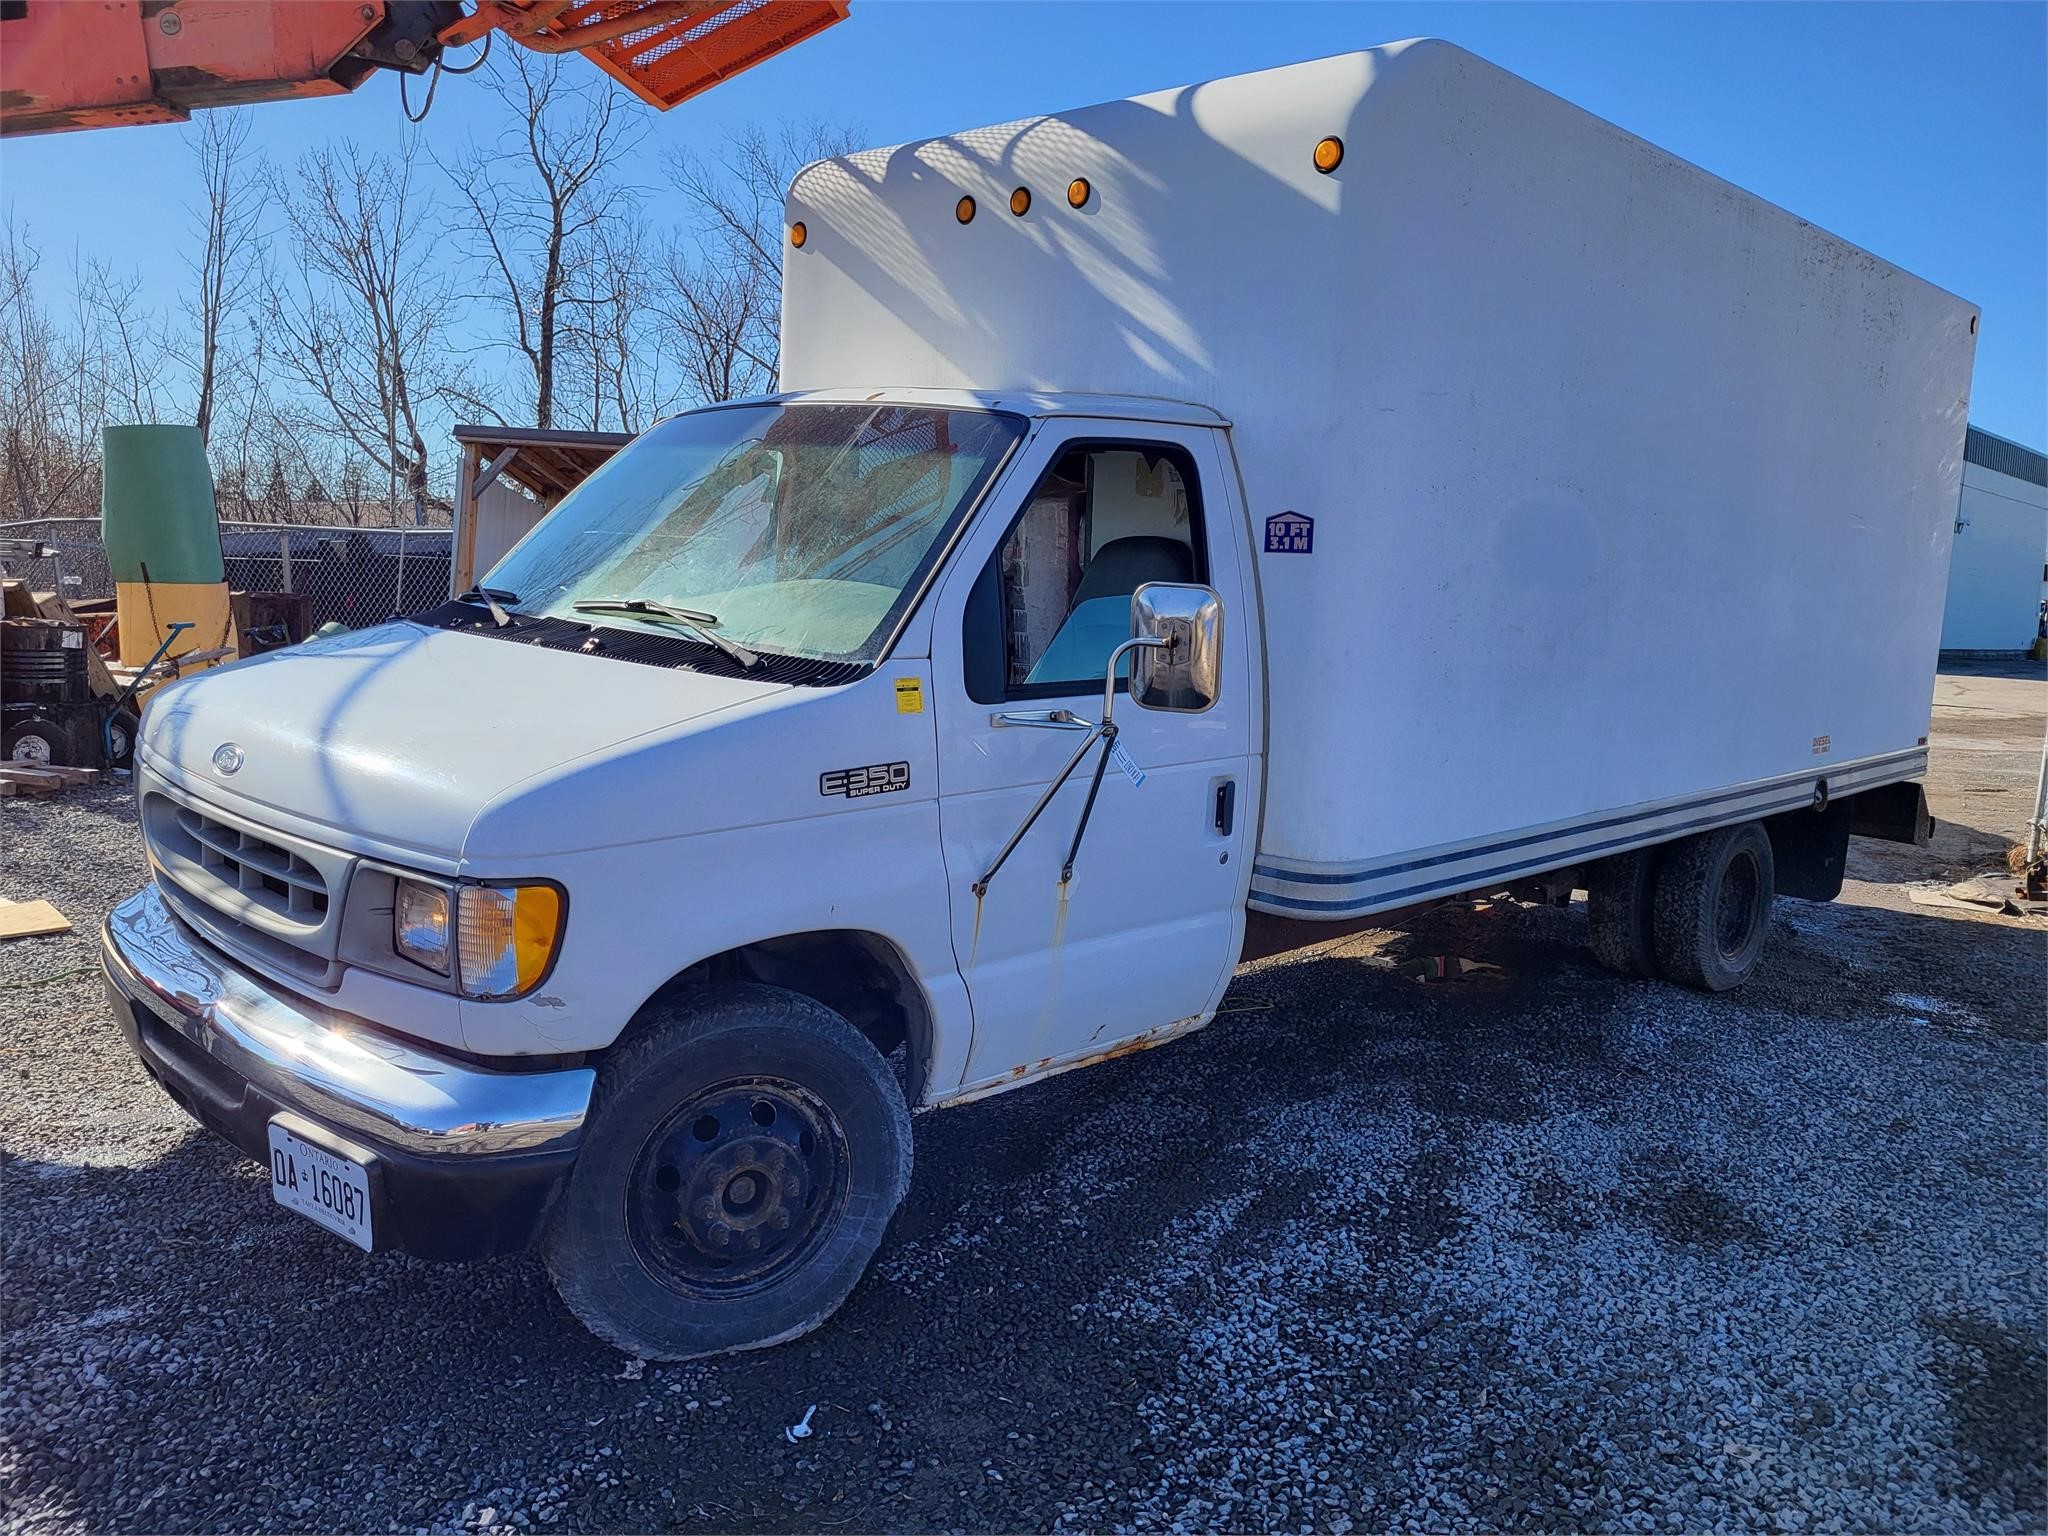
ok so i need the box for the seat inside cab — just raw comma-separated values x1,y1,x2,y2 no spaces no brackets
1001,446,1199,690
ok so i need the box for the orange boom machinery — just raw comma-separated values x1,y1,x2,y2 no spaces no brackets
0,0,850,136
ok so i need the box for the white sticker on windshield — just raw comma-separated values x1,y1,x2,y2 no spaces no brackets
1110,740,1145,788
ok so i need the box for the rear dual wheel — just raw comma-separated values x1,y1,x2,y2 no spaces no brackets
1587,821,1776,992
543,983,911,1360
1652,821,1775,991
1586,848,1660,978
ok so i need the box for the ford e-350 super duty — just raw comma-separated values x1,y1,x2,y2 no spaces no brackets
103,40,1974,1357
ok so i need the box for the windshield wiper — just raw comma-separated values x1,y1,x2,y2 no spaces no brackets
571,597,760,670
455,585,519,628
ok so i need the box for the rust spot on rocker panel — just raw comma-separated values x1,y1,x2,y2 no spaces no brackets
935,1014,1211,1109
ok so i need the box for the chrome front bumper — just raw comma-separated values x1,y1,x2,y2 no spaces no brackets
103,885,597,1258
103,885,594,1157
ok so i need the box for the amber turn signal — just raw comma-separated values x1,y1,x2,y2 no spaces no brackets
456,883,565,999
1313,136,1344,173
1066,177,1091,209
789,221,807,248
1010,186,1031,216
955,195,976,224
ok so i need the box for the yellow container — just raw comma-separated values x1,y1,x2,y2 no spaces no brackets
115,579,234,668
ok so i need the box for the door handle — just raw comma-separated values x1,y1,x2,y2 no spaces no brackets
990,709,1093,732
1214,779,1237,835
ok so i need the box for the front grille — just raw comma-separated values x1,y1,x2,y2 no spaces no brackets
172,804,329,922
139,781,354,985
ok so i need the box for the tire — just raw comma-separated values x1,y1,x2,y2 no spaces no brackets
104,708,138,769
1586,848,1659,978
542,982,911,1360
4,716,68,766
1650,821,1776,992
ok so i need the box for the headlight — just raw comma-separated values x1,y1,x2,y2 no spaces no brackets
456,883,565,999
393,879,452,974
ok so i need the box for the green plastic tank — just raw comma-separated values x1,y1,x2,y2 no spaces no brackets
101,425,224,585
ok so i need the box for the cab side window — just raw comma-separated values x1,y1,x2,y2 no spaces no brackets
964,443,1205,703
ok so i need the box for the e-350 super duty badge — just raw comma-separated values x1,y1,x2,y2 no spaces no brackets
820,761,910,799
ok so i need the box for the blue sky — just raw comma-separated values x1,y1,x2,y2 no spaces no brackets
2,1,2043,444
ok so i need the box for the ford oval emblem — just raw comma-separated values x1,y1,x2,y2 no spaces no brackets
211,742,244,776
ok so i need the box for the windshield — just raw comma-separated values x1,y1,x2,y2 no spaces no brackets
485,402,1025,664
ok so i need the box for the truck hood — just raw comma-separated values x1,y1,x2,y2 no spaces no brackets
139,622,786,862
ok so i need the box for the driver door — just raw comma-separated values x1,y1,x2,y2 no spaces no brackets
929,421,1258,1094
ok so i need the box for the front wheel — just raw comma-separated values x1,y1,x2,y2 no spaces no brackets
542,983,911,1360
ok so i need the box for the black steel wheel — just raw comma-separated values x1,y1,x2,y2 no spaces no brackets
1650,821,1776,992
626,1077,850,1297
1713,846,1764,961
543,983,910,1360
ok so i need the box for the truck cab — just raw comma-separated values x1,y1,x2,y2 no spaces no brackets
105,389,1261,1358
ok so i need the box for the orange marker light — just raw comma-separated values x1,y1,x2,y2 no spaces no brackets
956,196,976,224
1010,186,1031,217
1066,177,1091,209
789,221,807,248
1313,137,1344,173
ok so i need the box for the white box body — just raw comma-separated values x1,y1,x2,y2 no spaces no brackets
784,39,1977,915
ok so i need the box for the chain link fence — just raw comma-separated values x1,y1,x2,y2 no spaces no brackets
0,518,110,605
0,518,452,631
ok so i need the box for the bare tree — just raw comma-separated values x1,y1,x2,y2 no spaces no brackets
438,51,642,429
71,252,174,424
203,310,318,525
266,139,465,525
661,121,858,398
656,241,773,405
0,217,69,520
187,109,261,444
0,216,177,523
258,453,293,522
267,433,386,527
324,452,380,527
556,218,674,432
209,314,274,519
1,89,870,551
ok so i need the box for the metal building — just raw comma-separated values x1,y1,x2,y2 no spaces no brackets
1941,426,2048,657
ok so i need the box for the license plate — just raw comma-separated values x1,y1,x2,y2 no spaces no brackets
267,1122,373,1252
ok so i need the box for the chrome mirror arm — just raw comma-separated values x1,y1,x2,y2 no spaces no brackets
974,633,1173,899
972,718,1108,897
1101,635,1172,725
1058,722,1119,885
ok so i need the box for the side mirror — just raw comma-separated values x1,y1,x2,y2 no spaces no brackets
1128,582,1223,712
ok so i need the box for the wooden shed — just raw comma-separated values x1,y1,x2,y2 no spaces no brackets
449,425,633,597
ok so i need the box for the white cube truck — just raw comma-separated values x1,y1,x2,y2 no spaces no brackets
103,40,1974,1356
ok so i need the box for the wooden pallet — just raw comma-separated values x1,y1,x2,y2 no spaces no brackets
0,763,101,798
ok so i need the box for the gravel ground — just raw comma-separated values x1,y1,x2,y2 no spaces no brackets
3,668,2043,1535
